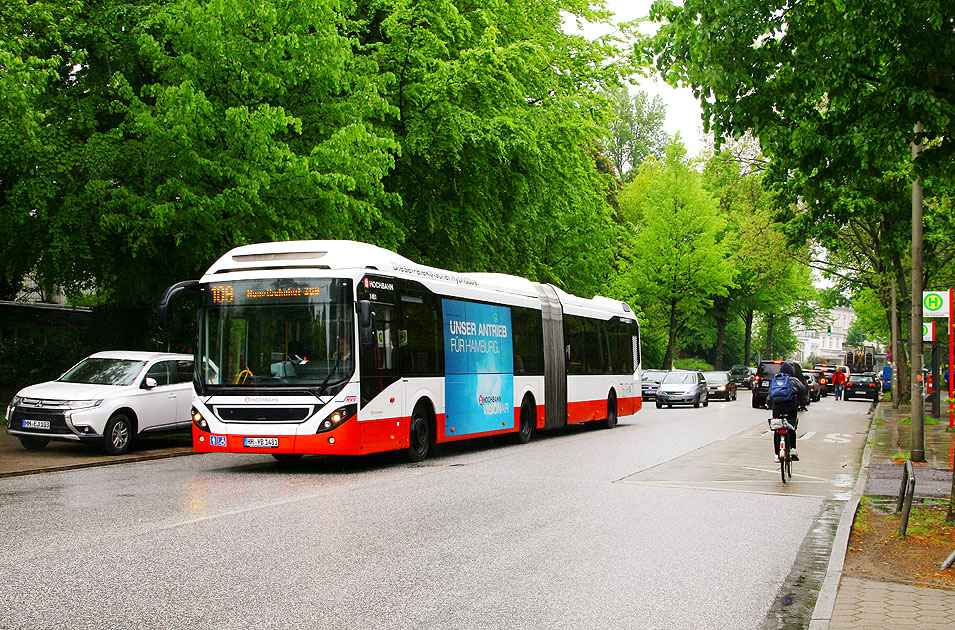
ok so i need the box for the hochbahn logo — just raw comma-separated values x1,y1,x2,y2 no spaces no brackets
363,278,393,291
478,393,509,416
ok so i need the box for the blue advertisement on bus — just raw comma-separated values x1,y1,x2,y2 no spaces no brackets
442,299,514,437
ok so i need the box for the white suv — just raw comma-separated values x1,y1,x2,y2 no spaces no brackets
5,351,194,455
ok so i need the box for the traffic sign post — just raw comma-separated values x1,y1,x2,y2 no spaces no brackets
926,290,955,429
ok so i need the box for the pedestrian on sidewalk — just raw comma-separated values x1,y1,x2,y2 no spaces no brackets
833,368,846,400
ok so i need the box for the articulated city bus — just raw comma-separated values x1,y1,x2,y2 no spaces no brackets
159,241,642,463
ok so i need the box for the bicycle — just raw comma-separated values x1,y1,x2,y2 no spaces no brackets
769,416,795,483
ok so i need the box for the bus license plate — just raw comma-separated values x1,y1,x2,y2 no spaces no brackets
22,419,50,430
243,437,278,448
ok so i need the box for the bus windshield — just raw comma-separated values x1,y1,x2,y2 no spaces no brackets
198,279,353,391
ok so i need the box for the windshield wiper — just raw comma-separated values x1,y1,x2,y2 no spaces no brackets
317,354,345,394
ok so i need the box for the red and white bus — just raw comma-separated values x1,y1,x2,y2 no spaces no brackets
159,241,642,463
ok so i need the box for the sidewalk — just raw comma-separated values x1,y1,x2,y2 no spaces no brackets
812,402,955,629
0,422,195,477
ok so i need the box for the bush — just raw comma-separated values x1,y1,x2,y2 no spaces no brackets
0,336,96,396
673,358,714,371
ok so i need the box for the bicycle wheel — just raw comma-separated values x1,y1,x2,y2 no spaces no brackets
779,435,788,484
786,455,792,480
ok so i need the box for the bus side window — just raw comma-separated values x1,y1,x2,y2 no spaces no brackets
512,306,544,376
565,315,587,375
398,293,442,376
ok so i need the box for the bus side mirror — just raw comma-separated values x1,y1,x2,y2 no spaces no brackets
358,300,376,349
158,280,201,330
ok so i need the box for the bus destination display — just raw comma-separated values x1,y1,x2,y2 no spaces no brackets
209,283,323,304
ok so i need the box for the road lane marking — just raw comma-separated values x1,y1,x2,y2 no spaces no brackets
620,480,828,499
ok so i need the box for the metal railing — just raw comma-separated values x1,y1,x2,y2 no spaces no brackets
896,460,916,538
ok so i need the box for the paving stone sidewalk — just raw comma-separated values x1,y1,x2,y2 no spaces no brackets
821,403,955,630
0,422,194,477
829,576,955,629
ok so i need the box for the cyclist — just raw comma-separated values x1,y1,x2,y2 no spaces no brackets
769,362,808,462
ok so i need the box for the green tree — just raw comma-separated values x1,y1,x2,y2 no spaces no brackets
0,0,80,299
606,85,669,181
362,0,628,297
648,0,955,397
618,141,734,368
701,139,819,367
2,0,401,343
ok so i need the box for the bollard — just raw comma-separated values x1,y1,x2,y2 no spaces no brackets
897,461,916,538
943,548,955,570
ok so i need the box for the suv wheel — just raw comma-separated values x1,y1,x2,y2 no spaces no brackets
102,414,133,455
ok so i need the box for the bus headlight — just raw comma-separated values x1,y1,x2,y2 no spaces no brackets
192,407,210,432
316,404,357,433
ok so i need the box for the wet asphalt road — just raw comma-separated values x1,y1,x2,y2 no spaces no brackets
0,391,872,630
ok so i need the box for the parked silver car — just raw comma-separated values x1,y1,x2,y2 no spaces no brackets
655,370,709,408
6,351,195,455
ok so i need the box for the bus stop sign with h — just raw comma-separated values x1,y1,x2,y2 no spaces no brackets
923,290,953,429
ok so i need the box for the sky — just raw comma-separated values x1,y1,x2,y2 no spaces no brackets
565,0,710,158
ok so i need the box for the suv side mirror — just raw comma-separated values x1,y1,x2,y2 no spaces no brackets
358,300,376,349
141,377,158,390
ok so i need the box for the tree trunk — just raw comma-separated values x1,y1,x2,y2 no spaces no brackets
714,315,727,369
743,308,754,365
663,302,677,369
895,268,913,404
765,313,775,359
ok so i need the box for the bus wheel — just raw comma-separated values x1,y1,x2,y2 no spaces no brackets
602,391,618,429
407,405,433,462
272,454,303,466
512,397,535,444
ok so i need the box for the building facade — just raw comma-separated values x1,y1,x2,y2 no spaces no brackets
795,306,857,364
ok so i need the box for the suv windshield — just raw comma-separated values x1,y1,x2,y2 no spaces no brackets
662,372,696,384
58,358,146,386
729,365,749,376
198,279,353,391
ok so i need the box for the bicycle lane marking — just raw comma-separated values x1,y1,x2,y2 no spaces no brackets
618,415,869,499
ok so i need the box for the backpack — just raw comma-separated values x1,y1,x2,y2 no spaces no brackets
769,373,796,403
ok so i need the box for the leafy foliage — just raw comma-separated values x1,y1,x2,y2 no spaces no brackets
605,85,669,181
617,141,734,368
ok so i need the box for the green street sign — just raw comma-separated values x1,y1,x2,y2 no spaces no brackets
923,291,950,318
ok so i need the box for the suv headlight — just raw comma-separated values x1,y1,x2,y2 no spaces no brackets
65,399,104,410
5,396,21,421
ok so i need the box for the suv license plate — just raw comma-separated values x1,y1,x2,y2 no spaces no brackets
22,419,51,430
243,437,278,448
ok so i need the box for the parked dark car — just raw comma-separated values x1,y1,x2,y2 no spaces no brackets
703,371,737,401
843,373,880,402
728,364,753,389
752,360,806,409
641,369,668,400
655,370,708,408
